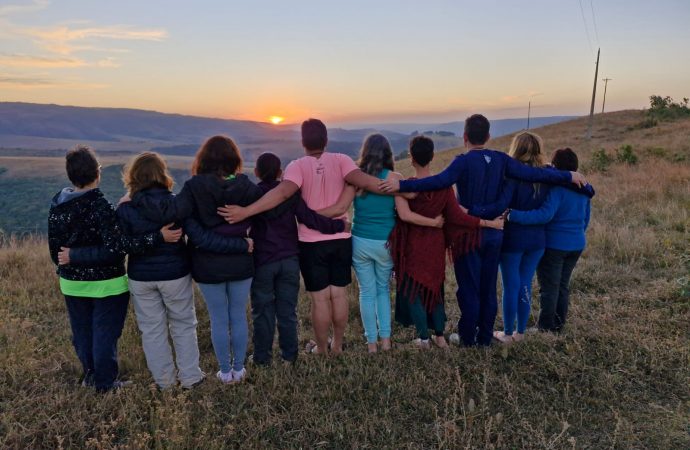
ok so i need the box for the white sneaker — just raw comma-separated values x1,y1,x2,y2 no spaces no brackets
216,370,233,384
449,333,461,346
232,368,247,383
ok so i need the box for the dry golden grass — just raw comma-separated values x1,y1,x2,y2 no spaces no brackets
1,110,689,449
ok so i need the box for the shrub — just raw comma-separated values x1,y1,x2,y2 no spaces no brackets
590,148,614,172
647,95,690,121
616,145,638,165
395,149,410,161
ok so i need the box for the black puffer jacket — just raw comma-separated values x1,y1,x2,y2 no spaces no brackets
131,174,260,283
48,188,162,282
116,187,191,282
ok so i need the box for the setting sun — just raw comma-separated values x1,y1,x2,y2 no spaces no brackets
269,116,284,125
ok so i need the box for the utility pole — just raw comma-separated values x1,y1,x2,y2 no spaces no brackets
585,47,600,140
527,100,531,129
601,77,612,113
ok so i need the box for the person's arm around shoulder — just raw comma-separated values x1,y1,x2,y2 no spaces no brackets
381,156,464,193
218,180,300,224
394,195,444,228
505,154,586,187
508,187,562,225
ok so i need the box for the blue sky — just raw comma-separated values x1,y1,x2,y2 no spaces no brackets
1,0,688,124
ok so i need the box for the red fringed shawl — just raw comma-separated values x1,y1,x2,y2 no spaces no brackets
388,185,481,311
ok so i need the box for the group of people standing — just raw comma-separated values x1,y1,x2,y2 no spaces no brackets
48,114,593,392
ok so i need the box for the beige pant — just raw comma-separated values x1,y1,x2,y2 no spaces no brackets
129,275,203,388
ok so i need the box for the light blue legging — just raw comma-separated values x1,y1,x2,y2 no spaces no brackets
352,235,394,344
198,278,252,373
499,249,544,335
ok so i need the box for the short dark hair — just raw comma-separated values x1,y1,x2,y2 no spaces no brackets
464,114,490,145
65,145,100,188
301,118,328,151
255,152,282,182
409,135,434,167
192,135,242,177
551,147,579,171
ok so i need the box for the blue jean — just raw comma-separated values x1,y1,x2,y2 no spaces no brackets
198,278,252,372
499,249,545,335
352,236,393,344
454,234,502,346
64,292,129,392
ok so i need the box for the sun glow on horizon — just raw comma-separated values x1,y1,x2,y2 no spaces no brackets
269,116,284,125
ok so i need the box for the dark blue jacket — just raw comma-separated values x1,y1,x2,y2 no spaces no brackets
131,174,259,284
399,149,573,241
116,187,191,282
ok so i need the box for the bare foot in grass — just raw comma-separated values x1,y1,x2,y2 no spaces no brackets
367,342,378,353
380,338,392,351
432,335,449,349
493,331,514,344
512,333,525,342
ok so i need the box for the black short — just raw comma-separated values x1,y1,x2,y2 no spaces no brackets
298,238,352,292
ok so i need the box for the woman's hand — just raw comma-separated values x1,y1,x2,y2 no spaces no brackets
245,237,254,254
480,217,505,230
433,215,445,228
58,247,70,265
160,223,183,242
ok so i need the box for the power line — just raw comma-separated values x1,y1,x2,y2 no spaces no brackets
589,0,600,45
578,0,594,55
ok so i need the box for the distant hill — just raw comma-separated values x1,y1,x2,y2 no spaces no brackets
0,103,576,161
0,102,441,160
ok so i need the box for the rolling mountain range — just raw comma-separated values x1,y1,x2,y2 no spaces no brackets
0,102,575,160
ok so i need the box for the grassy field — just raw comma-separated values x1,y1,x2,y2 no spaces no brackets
0,110,689,449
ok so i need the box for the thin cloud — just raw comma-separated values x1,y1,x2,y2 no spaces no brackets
0,73,107,89
0,53,87,68
24,25,168,55
0,0,49,16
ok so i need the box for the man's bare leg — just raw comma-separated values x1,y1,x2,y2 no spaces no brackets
310,287,332,355
330,285,349,354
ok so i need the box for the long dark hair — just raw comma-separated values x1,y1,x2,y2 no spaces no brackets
357,133,394,176
192,135,242,178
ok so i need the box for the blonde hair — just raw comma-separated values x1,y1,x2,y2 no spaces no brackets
508,131,545,168
123,152,174,196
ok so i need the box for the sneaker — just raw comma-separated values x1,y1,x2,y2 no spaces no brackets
492,331,514,344
231,368,247,383
448,333,461,346
216,370,233,384
182,372,207,390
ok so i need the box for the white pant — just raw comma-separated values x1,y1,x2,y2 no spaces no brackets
129,275,203,388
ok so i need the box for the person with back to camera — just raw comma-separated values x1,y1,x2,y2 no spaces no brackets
48,146,181,392
125,136,262,384
388,136,504,349
468,132,594,344
349,133,448,353
217,119,394,356
249,152,349,365
506,148,592,333
380,114,588,347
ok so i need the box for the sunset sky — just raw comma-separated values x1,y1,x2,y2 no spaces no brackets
1,0,688,125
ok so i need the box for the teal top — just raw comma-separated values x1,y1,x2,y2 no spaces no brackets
352,169,396,240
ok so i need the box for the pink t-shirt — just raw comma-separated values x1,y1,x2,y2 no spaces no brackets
283,152,358,242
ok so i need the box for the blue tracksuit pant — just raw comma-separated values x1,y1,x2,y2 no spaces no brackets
454,234,502,346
